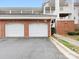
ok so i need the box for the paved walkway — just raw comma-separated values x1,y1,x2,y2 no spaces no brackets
54,34,79,46
0,38,68,59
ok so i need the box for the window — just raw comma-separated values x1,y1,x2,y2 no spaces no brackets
51,7,55,13
45,7,50,13
60,7,63,11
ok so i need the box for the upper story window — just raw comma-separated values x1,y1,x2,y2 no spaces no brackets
45,7,50,13
51,7,55,12
60,7,63,11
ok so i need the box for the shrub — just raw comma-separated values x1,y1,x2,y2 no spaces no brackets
67,32,79,35
67,32,76,35
51,27,56,35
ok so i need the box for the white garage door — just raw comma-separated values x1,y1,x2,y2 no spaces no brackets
5,24,24,37
29,23,48,37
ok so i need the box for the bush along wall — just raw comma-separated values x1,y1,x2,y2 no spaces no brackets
67,32,79,35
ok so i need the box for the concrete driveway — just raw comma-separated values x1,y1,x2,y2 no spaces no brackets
0,38,68,59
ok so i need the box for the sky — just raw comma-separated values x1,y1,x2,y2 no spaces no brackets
66,0,78,3
0,0,78,7
0,0,44,7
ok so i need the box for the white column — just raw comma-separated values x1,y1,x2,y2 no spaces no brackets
55,0,60,20
71,0,74,20
55,0,60,34
69,0,74,20
43,6,46,14
75,9,79,24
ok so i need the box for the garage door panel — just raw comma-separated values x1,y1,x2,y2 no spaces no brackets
5,24,24,37
29,23,48,37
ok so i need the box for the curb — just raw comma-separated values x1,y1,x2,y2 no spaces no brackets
50,37,79,59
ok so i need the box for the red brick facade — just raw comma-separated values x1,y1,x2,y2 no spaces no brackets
56,20,75,35
0,19,51,38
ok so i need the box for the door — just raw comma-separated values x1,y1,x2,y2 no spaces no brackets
29,23,48,37
5,23,24,37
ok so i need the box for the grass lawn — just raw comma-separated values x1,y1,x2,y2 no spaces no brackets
65,35,79,41
76,37,79,41
58,39,79,54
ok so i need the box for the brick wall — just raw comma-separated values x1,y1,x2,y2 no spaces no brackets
0,19,50,38
56,20,75,35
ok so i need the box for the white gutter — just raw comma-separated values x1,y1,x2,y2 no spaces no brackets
0,16,51,19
